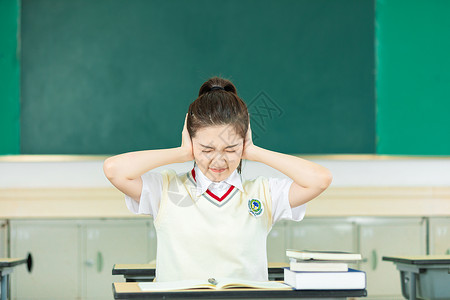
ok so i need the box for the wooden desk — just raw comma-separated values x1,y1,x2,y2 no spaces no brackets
113,263,288,282
113,282,367,300
0,258,27,300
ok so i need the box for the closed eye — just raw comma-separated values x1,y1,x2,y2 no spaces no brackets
202,150,235,153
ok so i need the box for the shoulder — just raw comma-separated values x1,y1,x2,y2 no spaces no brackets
242,175,269,187
159,169,192,187
243,176,293,191
244,176,293,191
159,169,185,179
242,176,271,197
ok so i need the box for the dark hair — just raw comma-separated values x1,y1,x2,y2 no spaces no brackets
187,76,249,173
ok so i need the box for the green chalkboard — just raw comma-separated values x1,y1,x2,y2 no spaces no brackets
376,0,450,155
0,0,20,155
21,0,375,155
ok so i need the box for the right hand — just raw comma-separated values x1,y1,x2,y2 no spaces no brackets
180,113,194,161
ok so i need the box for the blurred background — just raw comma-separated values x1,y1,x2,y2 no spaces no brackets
1,0,450,299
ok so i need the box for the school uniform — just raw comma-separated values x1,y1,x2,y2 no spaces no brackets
125,165,306,282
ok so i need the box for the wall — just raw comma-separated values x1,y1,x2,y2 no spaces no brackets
1,157,450,218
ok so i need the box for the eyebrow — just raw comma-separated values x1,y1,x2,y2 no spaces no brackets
199,143,239,149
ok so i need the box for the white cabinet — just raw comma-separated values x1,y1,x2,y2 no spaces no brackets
0,220,7,257
268,218,357,264
429,217,450,255
10,218,155,300
82,219,154,300
10,220,80,299
4,216,433,300
358,217,426,300
267,221,287,263
288,217,356,255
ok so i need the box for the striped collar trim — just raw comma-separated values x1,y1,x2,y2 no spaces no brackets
186,167,242,206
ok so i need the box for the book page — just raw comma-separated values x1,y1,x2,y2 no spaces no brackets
216,278,291,290
139,278,292,291
138,279,214,291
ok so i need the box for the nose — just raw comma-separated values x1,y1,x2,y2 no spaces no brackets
211,152,227,165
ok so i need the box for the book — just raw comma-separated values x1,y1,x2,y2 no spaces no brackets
286,249,362,261
138,278,292,292
284,267,366,290
289,259,349,272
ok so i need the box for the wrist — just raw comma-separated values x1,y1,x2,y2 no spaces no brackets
243,144,263,162
176,147,194,163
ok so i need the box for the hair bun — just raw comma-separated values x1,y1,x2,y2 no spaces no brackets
198,76,238,97
210,86,225,91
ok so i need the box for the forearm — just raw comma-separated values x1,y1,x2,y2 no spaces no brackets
247,145,332,189
104,147,191,181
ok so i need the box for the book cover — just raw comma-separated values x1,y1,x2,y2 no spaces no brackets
289,260,349,272
283,267,366,290
286,249,362,261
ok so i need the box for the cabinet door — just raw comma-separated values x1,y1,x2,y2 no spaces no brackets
429,217,450,255
0,220,7,257
358,218,426,299
10,220,80,300
287,218,356,263
82,219,153,300
267,221,287,263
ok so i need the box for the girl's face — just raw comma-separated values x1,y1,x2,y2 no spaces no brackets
192,125,244,182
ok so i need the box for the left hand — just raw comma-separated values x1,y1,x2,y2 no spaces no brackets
242,120,256,160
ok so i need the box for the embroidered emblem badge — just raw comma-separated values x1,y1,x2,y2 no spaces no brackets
248,198,264,217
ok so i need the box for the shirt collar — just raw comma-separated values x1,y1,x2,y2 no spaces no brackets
193,164,244,196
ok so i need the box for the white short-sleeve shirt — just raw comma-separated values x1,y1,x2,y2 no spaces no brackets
125,165,306,223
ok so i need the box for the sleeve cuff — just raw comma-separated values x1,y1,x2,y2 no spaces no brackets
125,194,141,214
124,172,160,216
289,203,307,222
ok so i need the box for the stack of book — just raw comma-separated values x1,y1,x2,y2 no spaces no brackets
284,250,366,290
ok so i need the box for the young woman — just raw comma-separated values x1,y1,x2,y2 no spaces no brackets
103,76,332,282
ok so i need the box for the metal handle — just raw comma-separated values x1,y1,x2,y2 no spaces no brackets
96,251,103,273
85,259,94,267
371,250,378,270
26,253,33,273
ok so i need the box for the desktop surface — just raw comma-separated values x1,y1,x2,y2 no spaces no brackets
113,282,367,299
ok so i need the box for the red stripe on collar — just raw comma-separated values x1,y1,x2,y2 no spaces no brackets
191,168,196,182
192,167,235,202
206,185,235,202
